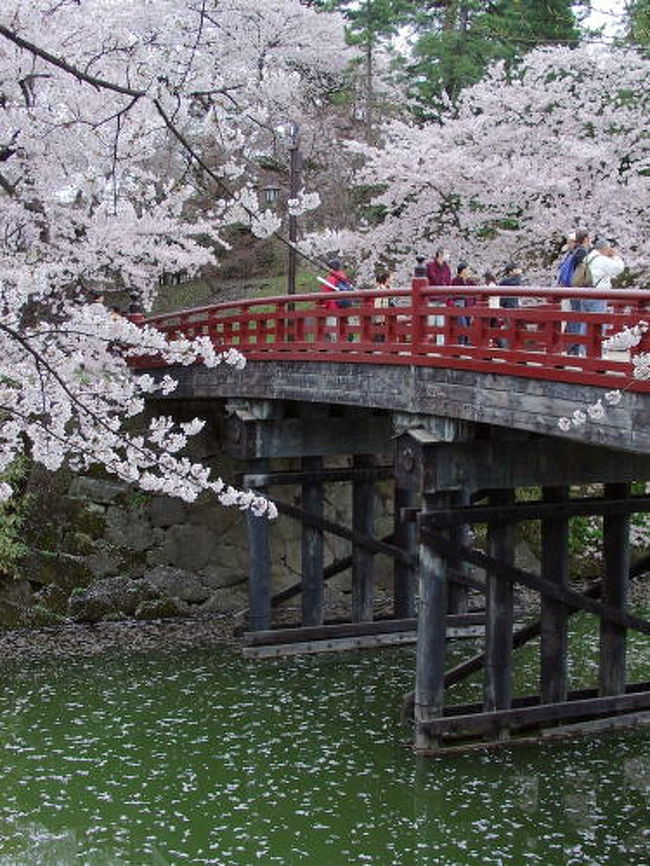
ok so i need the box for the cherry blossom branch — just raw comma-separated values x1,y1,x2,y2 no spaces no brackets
0,24,145,99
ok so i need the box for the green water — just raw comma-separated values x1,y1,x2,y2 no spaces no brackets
0,637,648,866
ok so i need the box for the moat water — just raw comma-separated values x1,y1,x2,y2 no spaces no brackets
0,620,648,865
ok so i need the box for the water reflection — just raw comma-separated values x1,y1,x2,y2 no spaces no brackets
0,646,647,865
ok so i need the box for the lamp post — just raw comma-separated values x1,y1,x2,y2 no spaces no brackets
287,122,301,295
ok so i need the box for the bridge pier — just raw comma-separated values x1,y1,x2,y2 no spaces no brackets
399,428,650,753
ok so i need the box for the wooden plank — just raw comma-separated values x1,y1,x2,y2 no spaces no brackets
421,528,650,636
422,689,650,738
242,625,487,659
243,631,417,658
243,612,490,646
447,490,470,614
414,711,650,756
272,498,414,563
400,436,650,494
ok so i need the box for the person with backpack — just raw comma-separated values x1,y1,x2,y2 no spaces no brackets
556,232,577,286
565,230,592,354
567,237,625,356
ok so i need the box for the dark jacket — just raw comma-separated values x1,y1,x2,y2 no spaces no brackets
426,259,451,286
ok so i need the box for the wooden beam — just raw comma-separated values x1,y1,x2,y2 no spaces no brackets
421,528,650,636
420,689,650,740
227,412,393,459
247,458,271,631
414,491,450,751
600,482,631,696
442,680,650,718
301,455,324,626
419,493,650,526
447,490,470,615
352,454,375,622
271,497,413,563
484,489,515,716
397,434,650,493
540,486,570,703
394,484,417,618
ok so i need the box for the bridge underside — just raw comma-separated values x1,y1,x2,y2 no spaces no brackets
144,363,650,753
152,359,650,454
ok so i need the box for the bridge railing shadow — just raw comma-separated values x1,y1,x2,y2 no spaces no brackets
136,285,650,391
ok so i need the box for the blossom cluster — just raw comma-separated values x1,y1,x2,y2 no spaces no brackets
0,0,351,515
602,321,648,352
558,390,622,432
335,44,649,283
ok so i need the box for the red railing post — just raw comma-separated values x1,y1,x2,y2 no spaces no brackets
411,255,429,354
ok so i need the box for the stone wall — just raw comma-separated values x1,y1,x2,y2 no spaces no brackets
1,426,395,627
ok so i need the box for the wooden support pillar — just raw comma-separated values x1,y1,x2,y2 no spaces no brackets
351,454,375,622
599,482,631,696
447,489,469,615
247,459,272,631
540,486,570,704
394,484,416,618
301,455,324,626
414,492,449,751
484,489,516,718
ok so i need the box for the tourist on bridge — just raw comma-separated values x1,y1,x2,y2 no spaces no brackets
450,262,477,344
493,263,523,348
567,237,624,355
556,231,577,286
426,249,452,286
318,258,354,341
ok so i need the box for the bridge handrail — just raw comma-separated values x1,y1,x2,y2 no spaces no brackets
136,283,650,392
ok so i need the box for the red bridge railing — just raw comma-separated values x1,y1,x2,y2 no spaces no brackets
137,282,650,392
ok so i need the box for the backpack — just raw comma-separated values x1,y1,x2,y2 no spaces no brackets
336,279,353,308
571,253,594,288
557,252,576,287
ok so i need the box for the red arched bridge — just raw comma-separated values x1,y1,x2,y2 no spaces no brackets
136,275,650,753
136,276,650,453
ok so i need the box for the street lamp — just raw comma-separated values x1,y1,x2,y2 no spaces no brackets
287,122,301,296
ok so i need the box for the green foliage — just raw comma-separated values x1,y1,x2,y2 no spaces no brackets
0,458,30,578
628,0,650,46
402,0,580,118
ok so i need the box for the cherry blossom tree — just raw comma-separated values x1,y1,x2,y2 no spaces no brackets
313,44,649,283
0,0,350,510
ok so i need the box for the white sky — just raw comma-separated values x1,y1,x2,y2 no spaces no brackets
584,0,629,38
